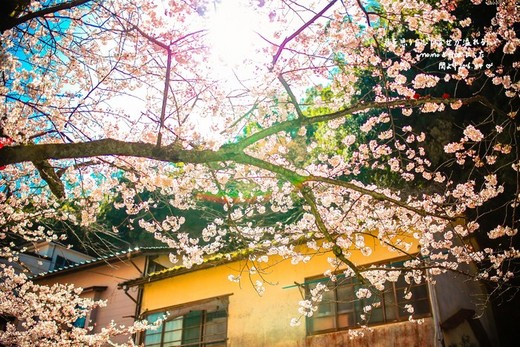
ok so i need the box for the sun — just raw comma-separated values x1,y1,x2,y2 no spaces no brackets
206,0,262,69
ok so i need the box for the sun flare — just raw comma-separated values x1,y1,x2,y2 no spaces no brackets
206,1,262,69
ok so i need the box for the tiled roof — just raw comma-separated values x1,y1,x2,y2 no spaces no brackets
120,248,254,288
31,246,171,279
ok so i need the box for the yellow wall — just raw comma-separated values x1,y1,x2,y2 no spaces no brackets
141,243,417,347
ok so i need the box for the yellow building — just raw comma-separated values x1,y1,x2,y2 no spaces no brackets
123,242,440,347
121,235,498,347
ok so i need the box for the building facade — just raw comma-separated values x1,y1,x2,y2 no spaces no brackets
33,247,173,345
123,242,497,347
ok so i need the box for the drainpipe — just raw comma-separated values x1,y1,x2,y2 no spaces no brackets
427,276,443,347
135,253,149,317
128,254,149,344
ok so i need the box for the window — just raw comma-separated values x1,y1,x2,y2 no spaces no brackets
143,296,228,347
306,271,431,335
72,287,106,330
72,307,87,328
146,261,167,275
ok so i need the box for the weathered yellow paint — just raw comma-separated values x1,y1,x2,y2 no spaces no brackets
140,240,421,347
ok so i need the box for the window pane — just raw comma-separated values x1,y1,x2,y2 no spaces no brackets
308,284,336,334
336,282,356,328
205,310,227,342
367,306,384,324
144,332,162,346
411,283,428,299
337,285,355,313
163,317,183,345
337,312,354,328
144,311,167,347
182,311,203,345
147,312,165,324
396,282,430,318
383,290,398,321
316,289,335,316
364,293,384,324
412,298,430,316
309,315,335,333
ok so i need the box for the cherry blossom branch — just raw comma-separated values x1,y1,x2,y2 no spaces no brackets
270,0,338,69
0,94,497,208
33,160,66,199
357,264,478,281
158,50,173,147
0,95,488,168
298,185,370,286
0,0,92,32
131,25,170,50
305,175,453,219
234,95,488,151
233,154,453,221
223,100,260,134
0,137,449,219
0,139,236,167
278,75,304,118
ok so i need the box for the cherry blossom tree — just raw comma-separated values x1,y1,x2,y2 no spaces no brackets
0,0,519,344
0,265,156,346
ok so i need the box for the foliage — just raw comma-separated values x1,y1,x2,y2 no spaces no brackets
0,0,519,344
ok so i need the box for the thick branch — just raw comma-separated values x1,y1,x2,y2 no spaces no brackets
278,75,304,118
0,96,490,205
158,50,173,147
33,160,66,199
0,138,454,218
234,95,487,151
1,96,486,167
0,0,92,32
0,139,238,167
234,153,306,185
235,154,452,220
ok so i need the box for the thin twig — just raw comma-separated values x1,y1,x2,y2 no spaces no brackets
271,0,338,69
